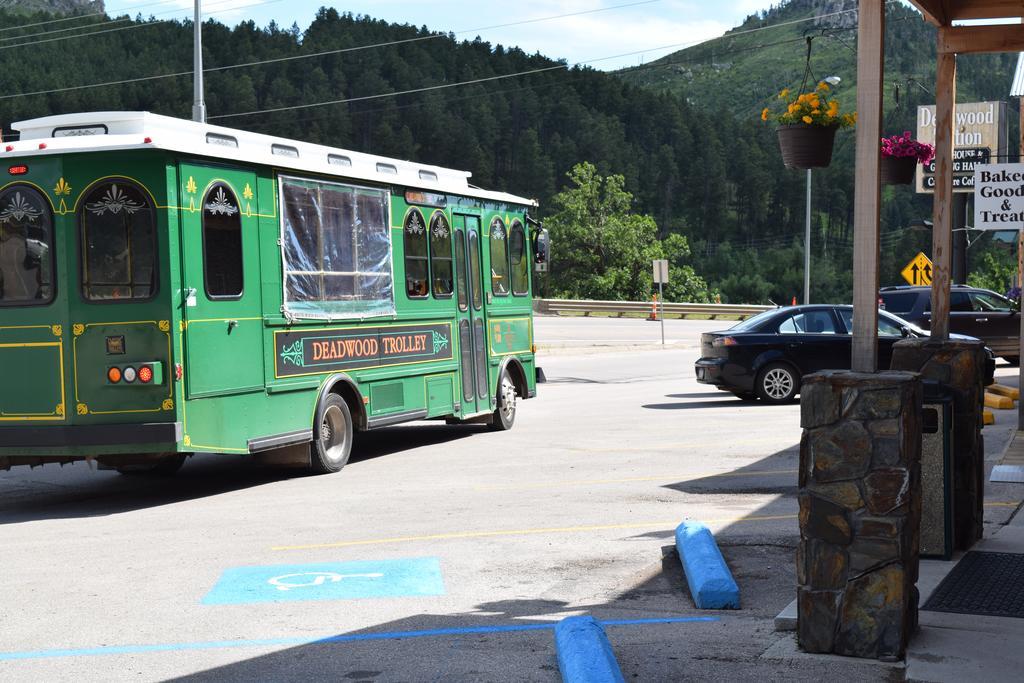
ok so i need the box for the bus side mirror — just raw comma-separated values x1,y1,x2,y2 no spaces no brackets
533,228,549,273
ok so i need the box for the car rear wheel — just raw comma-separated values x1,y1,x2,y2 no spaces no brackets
756,363,799,404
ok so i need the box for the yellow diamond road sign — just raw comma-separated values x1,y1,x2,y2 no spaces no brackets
901,252,933,286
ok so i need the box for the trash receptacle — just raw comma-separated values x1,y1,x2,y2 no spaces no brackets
921,380,954,560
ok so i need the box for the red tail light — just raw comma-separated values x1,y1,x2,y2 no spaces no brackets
138,365,153,383
8,165,27,175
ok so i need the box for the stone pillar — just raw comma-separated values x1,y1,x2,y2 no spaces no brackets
890,339,985,550
797,370,922,660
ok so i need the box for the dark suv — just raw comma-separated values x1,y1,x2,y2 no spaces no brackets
879,285,1020,363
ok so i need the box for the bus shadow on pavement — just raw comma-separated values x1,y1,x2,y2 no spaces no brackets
0,425,484,525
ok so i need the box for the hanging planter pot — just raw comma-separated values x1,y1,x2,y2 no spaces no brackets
776,123,838,170
880,155,918,185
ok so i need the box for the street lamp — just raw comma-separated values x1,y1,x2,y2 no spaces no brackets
803,76,841,305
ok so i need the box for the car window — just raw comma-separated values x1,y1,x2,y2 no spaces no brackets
778,310,836,334
879,292,918,315
971,291,1013,312
950,291,972,312
839,309,904,336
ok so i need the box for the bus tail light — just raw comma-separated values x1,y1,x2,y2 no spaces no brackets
105,362,164,385
174,363,183,382
8,165,27,175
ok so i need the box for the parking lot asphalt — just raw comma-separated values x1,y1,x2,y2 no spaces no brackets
0,316,1018,681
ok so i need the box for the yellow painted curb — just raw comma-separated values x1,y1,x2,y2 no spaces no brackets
988,383,1020,400
985,392,1014,410
984,409,995,425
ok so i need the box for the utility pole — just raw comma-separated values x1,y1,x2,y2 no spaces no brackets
192,0,206,123
805,169,812,304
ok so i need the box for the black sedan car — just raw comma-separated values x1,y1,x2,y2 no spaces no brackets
695,304,993,403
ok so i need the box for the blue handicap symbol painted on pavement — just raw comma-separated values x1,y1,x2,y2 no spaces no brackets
202,557,444,605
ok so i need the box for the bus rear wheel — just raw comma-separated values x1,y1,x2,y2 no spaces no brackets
489,371,517,431
311,393,353,474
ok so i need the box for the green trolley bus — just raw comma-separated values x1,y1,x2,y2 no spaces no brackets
0,112,546,474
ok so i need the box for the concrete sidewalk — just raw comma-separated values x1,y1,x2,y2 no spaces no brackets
906,419,1024,683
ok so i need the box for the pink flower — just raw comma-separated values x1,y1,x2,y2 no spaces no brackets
881,132,934,165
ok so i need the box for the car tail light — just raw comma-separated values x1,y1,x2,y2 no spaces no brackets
107,367,122,383
712,336,738,347
138,365,153,383
123,366,137,383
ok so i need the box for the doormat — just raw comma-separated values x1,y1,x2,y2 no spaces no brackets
922,551,1024,618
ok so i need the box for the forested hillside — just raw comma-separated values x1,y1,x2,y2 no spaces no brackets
0,1,1018,303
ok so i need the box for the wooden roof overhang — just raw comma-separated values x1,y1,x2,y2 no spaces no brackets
850,0,1024,371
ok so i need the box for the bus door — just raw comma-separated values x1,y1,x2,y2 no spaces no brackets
452,214,492,415
178,163,265,398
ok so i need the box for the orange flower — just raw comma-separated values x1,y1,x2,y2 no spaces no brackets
761,107,770,121
802,115,813,124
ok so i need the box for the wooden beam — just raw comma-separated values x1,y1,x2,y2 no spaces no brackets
851,0,886,373
939,24,1024,54
931,48,956,341
949,0,1024,23
907,0,946,26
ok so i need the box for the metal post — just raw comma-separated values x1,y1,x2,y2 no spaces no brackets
192,0,206,123
805,169,812,304
658,280,665,346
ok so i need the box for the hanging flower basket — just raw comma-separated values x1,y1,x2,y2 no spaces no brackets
776,123,839,170
879,132,934,185
879,154,918,185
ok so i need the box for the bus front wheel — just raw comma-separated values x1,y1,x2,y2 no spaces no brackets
311,393,353,474
489,371,517,431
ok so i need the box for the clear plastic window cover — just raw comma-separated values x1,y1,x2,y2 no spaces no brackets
279,176,395,319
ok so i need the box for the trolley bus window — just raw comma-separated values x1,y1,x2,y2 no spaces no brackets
489,218,509,296
404,210,428,298
430,212,453,298
455,229,468,312
509,220,528,296
279,176,394,318
202,183,243,298
469,232,482,310
80,180,156,301
0,185,54,306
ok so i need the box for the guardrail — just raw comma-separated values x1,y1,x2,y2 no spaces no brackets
534,298,775,319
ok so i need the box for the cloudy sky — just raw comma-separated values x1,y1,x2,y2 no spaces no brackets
104,0,787,70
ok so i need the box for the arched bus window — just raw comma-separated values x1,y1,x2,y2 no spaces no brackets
404,210,428,298
509,219,529,296
429,212,453,298
0,185,54,306
202,183,243,298
79,179,156,301
489,217,509,296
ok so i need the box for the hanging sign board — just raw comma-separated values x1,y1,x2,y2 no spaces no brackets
916,101,1007,193
974,163,1024,230
652,259,669,284
901,252,933,286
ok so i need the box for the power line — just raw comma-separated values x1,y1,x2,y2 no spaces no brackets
210,6,872,120
4,0,860,107
0,0,181,34
0,0,281,51
0,0,660,100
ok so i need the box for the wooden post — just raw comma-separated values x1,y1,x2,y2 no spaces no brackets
851,0,885,373
931,42,956,341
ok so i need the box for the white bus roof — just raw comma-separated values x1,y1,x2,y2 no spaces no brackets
5,111,537,207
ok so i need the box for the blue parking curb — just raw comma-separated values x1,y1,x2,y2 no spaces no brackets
675,521,740,609
554,615,625,683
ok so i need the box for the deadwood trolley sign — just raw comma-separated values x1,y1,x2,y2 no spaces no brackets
0,112,546,474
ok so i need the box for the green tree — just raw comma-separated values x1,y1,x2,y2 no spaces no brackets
545,162,712,302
